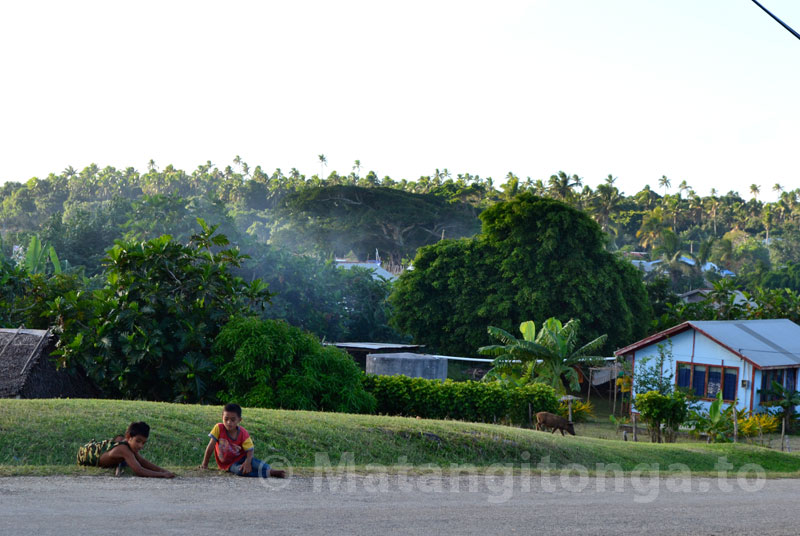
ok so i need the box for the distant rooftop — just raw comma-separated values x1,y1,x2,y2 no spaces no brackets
327,342,421,351
334,259,397,281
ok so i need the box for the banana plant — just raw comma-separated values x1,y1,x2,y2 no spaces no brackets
23,235,61,275
690,391,735,443
479,317,606,394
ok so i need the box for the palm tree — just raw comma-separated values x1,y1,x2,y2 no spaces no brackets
762,204,774,243
637,207,670,250
318,154,327,179
635,185,659,210
502,173,520,199
658,175,671,196
695,237,715,277
479,318,606,394
688,192,704,226
652,230,692,289
662,194,681,230
352,159,361,178
547,171,582,202
750,184,760,200
773,183,784,194
712,238,734,270
592,183,621,233
705,194,720,236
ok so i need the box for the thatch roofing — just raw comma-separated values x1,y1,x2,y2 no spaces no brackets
0,327,97,398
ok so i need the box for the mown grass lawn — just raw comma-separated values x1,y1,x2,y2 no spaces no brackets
1,398,799,477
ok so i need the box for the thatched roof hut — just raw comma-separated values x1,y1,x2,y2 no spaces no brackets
0,328,98,398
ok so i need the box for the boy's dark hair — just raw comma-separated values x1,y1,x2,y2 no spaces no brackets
127,421,150,438
224,403,242,418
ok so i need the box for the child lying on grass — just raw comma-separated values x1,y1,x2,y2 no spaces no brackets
77,421,175,478
200,403,286,478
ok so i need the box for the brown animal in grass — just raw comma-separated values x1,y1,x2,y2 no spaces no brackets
535,411,575,436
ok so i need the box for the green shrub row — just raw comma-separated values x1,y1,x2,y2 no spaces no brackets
362,374,559,426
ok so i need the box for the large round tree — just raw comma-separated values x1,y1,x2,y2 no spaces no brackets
390,194,651,356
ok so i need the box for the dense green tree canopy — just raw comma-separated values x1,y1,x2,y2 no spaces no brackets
272,185,480,266
49,221,272,402
390,194,652,355
6,158,800,352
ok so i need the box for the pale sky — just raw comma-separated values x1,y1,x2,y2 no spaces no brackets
1,0,798,201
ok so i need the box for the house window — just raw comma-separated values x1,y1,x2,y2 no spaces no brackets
787,368,797,392
677,364,691,388
707,367,722,397
761,368,798,401
692,366,706,398
675,362,738,401
723,368,737,401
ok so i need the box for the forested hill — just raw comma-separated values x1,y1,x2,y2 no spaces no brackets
3,162,799,294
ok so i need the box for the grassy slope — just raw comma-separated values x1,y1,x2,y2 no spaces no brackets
1,399,799,476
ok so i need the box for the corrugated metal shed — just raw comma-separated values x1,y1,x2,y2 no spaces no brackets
690,319,800,369
326,342,423,369
327,342,421,351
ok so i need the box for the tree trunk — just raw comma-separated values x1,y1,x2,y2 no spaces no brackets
781,416,786,452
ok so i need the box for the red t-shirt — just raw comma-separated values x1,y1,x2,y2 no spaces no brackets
209,423,254,470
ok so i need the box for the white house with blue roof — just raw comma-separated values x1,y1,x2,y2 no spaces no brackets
615,319,800,413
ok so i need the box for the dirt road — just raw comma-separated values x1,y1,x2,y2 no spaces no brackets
1,474,799,535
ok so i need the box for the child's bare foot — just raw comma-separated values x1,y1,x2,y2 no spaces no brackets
269,469,287,478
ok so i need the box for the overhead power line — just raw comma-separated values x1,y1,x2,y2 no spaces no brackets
751,0,800,41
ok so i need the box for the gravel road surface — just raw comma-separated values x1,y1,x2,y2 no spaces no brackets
1,474,798,535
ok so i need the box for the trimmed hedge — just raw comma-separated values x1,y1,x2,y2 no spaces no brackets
362,375,559,426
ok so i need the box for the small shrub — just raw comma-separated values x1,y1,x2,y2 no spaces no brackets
609,414,630,432
213,316,376,414
738,412,780,438
558,400,594,423
688,392,735,443
634,390,689,443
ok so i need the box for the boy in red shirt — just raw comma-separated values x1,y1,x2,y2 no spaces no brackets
200,403,286,478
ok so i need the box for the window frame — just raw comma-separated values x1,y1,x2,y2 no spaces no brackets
675,361,739,402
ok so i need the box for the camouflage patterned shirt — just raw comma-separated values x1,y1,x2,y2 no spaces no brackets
76,438,127,466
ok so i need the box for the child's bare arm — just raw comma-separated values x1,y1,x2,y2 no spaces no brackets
200,437,216,469
133,451,173,476
116,447,174,478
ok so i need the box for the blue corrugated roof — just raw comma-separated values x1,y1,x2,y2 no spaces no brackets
690,319,800,368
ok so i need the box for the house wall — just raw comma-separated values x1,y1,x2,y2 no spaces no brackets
632,329,749,413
